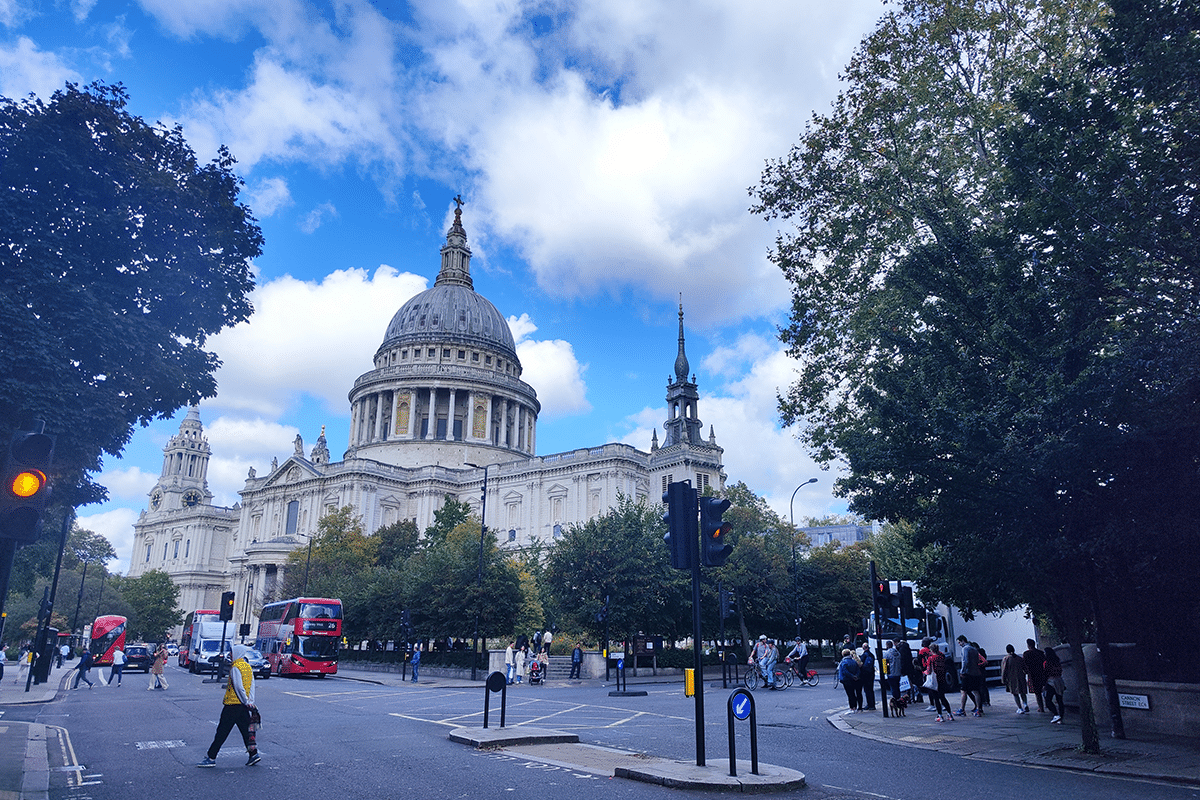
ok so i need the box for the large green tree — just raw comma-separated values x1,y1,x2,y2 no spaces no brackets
0,81,262,509
401,519,520,641
116,569,181,643
281,506,377,602
752,0,1199,752
544,494,689,644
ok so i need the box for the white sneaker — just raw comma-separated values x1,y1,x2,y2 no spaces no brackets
925,706,937,712
1050,715,1062,724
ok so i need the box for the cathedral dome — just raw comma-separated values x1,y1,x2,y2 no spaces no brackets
380,283,516,361
375,204,518,363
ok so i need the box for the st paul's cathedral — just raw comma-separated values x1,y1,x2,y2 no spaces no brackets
127,207,726,632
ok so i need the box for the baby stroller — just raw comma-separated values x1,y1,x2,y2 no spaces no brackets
528,658,543,686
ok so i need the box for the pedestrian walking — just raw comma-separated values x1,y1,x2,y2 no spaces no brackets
956,636,983,717
1043,646,1065,723
410,642,420,682
110,646,126,686
1001,644,1028,713
72,649,94,689
1022,639,1047,712
148,643,169,690
837,649,861,711
197,645,261,768
924,643,954,722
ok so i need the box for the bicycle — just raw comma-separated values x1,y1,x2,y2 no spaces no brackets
784,658,820,687
744,659,789,691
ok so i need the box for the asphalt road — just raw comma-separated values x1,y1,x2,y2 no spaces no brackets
13,665,1199,800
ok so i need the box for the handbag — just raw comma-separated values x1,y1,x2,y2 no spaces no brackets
923,672,938,691
898,676,911,692
248,706,262,726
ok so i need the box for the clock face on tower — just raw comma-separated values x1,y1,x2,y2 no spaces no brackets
183,490,202,507
150,490,163,510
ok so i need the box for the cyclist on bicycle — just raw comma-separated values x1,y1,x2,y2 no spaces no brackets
749,636,779,689
782,638,811,676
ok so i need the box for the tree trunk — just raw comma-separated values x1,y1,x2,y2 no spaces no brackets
1062,604,1101,753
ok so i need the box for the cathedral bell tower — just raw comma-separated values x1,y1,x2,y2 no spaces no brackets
147,405,213,512
662,304,703,447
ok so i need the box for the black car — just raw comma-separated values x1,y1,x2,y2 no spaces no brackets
125,644,152,672
245,649,271,680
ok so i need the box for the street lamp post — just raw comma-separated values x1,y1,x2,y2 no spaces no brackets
789,478,818,639
465,462,490,681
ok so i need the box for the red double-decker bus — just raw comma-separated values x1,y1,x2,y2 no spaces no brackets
90,615,127,666
178,609,220,669
255,597,342,677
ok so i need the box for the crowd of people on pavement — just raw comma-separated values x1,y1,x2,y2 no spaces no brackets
831,633,1068,726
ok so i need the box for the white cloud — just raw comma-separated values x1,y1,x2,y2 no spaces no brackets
509,313,591,418
137,0,881,327
0,36,81,100
98,466,158,502
518,338,590,418
71,0,99,23
208,265,428,417
300,201,338,233
246,176,292,216
0,0,31,29
76,507,139,575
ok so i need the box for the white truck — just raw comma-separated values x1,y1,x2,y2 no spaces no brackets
866,580,1037,688
188,620,233,674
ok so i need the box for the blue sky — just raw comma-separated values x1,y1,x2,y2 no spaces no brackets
2,0,885,572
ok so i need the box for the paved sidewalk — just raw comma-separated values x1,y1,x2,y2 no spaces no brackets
829,702,1200,785
0,664,68,800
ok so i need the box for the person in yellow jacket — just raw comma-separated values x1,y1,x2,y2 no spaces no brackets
197,645,260,767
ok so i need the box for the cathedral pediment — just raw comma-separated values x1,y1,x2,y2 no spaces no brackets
263,458,320,487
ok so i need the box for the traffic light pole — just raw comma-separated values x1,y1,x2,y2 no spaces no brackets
691,537,705,766
27,502,74,692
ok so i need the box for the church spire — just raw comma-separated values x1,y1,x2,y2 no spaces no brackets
435,195,474,289
673,299,689,383
662,301,702,448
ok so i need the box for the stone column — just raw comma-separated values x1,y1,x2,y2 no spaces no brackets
425,387,437,440
448,388,458,441
372,393,383,442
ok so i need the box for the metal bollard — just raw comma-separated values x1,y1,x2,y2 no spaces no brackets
727,688,759,777
482,670,508,729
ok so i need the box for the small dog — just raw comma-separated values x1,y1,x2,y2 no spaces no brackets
889,696,908,716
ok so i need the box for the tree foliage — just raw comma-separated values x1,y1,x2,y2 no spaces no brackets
752,0,1200,751
116,569,182,643
402,519,521,640
544,494,689,643
281,506,376,601
0,81,262,509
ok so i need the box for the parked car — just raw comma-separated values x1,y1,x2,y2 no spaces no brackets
125,644,153,672
245,648,271,680
165,643,179,657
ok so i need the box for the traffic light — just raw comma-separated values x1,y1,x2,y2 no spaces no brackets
873,580,892,608
0,427,55,543
662,481,697,570
220,591,235,621
719,587,733,618
699,496,732,567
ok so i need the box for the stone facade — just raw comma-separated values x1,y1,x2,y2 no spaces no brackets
128,208,725,636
